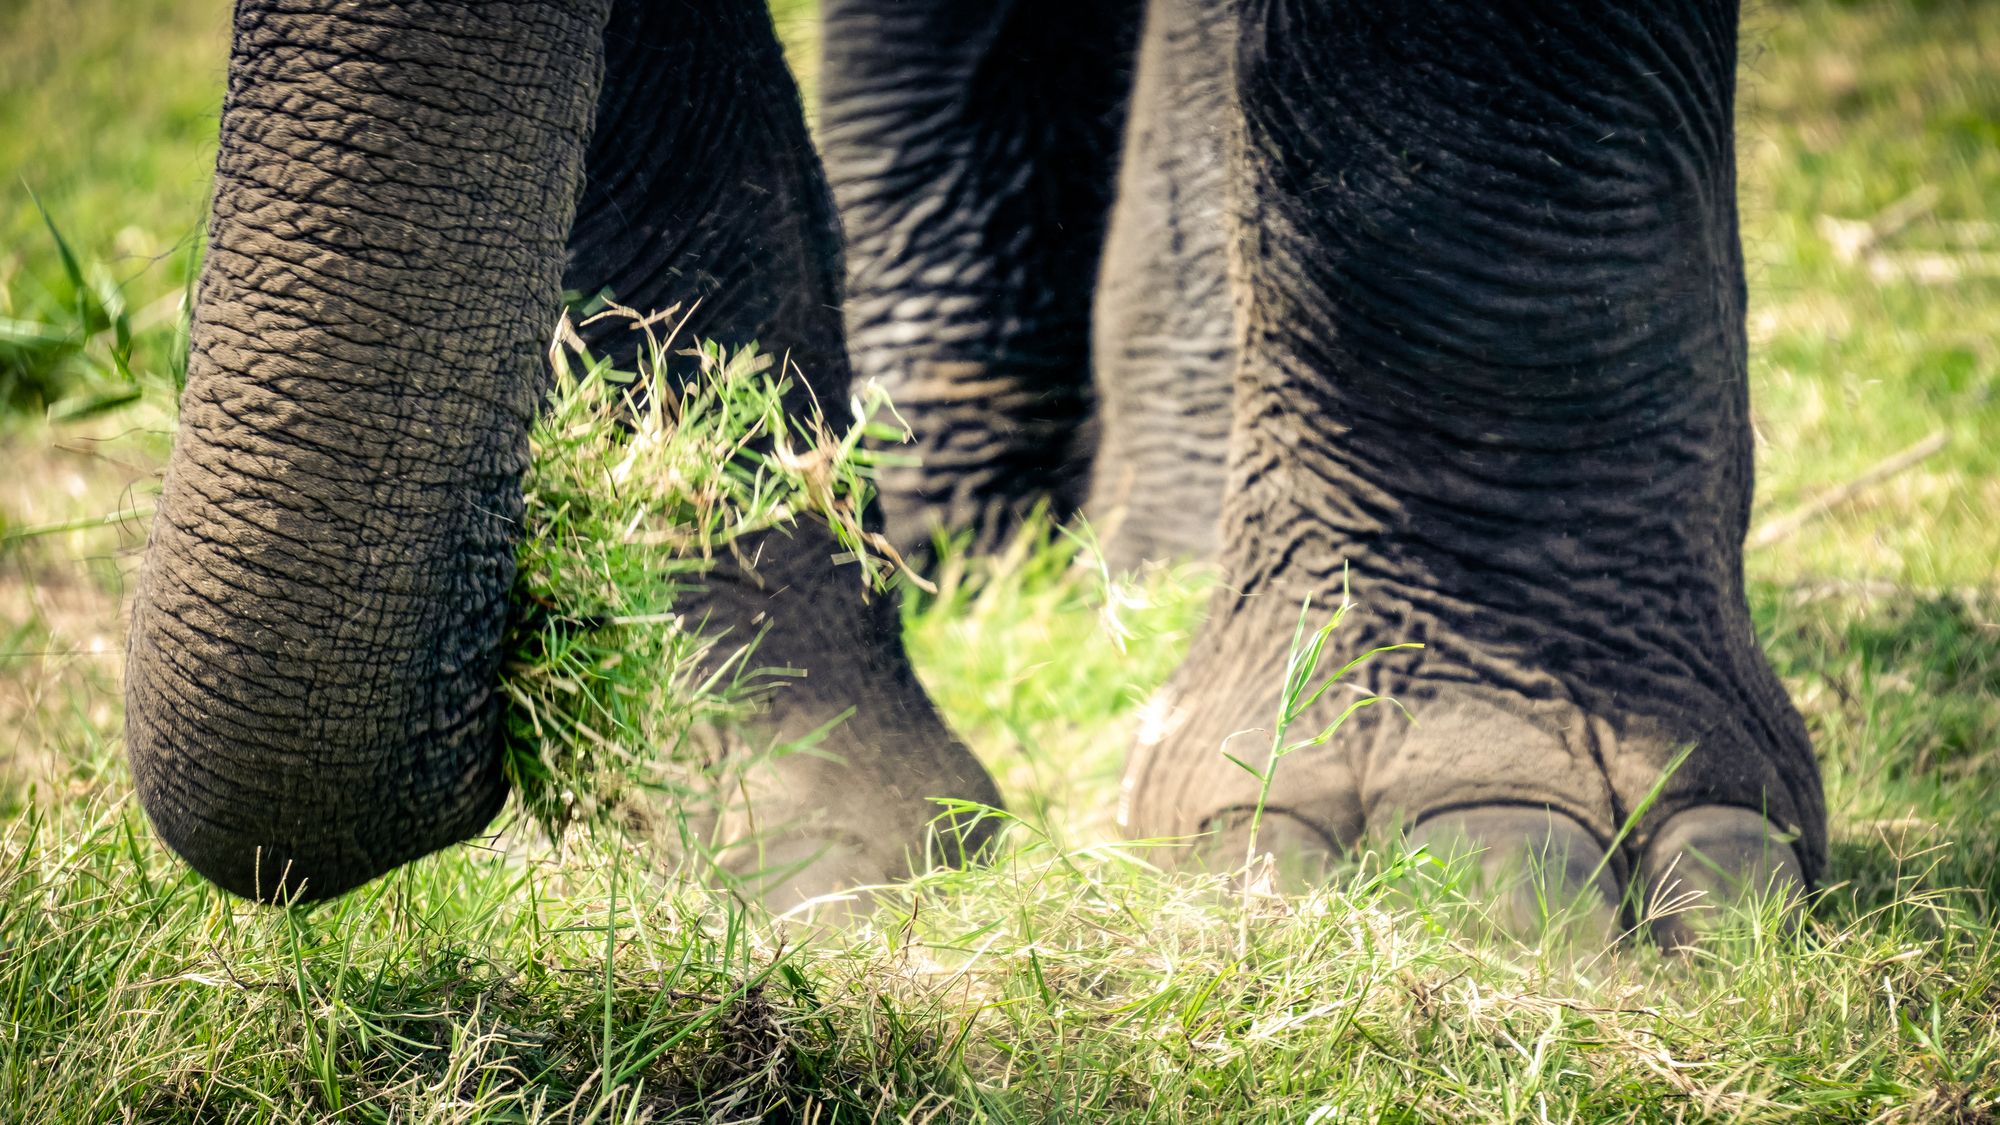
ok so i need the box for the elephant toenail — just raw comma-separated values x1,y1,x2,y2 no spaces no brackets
1641,806,1806,952
1408,807,1621,944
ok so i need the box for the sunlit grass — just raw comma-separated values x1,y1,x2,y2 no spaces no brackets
502,316,904,837
4,551,1997,1119
1740,1,2000,587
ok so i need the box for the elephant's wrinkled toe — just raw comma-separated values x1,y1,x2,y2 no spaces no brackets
1409,807,1623,944
1640,806,1806,952
690,711,1002,922
714,800,1000,922
712,828,886,926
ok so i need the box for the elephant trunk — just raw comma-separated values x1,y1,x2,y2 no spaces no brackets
125,0,611,902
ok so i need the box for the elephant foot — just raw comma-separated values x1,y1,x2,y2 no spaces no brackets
1177,808,1341,894
1640,806,1808,952
703,704,1002,921
624,690,1001,923
618,523,1003,921
1122,588,1824,948
1407,808,1622,945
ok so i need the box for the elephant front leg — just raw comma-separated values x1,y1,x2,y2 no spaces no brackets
1126,0,1825,947
564,0,1002,914
819,0,1142,561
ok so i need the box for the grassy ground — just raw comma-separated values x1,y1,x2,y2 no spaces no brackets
2,0,1997,1120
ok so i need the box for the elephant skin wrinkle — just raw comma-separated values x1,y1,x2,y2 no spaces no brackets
127,0,613,903
1122,0,1822,906
822,0,1143,561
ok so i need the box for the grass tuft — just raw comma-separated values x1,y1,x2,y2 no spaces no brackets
500,313,905,837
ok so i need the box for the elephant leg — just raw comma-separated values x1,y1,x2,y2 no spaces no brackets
819,0,1142,561
127,0,999,911
555,0,1007,912
1087,0,1236,572
1124,0,1826,941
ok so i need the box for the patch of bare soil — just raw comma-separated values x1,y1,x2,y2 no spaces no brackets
0,424,160,793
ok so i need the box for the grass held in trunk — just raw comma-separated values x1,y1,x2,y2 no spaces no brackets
500,313,904,836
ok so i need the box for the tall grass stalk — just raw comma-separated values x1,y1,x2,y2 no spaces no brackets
1222,571,1420,952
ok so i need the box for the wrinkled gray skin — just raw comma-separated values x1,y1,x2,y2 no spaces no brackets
127,0,1823,945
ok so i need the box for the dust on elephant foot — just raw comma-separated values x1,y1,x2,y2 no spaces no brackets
1640,805,1809,952
1121,608,1822,948
688,711,1001,922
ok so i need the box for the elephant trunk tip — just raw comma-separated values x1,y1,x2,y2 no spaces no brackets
127,694,512,906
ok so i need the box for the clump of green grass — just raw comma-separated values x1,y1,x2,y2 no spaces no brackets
0,198,187,420
500,313,907,836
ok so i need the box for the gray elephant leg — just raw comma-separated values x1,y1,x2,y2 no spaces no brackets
1125,0,1826,939
1087,0,1236,572
819,0,1142,560
565,1,848,402
127,0,999,910
562,0,1001,911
